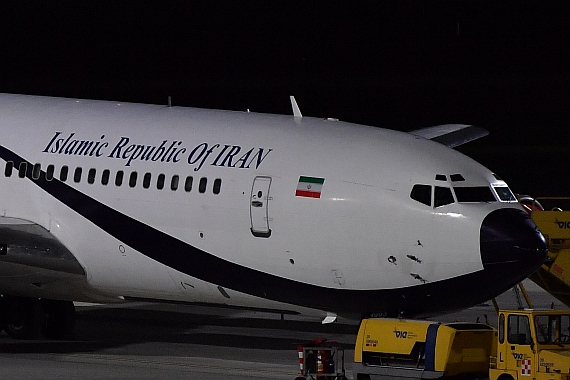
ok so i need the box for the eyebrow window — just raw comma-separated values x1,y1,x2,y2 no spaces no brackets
101,169,110,185
157,174,165,190
88,168,96,184
4,161,13,177
450,174,465,182
46,165,54,181
435,174,447,181
410,184,431,206
143,173,151,189
74,167,82,183
213,178,222,194
60,166,69,181
115,170,124,186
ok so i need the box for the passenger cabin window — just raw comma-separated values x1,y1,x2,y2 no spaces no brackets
32,163,41,180
157,174,165,190
60,166,69,181
184,176,193,192
213,178,222,194
410,184,431,206
3,161,225,196
143,173,151,189
46,165,54,181
129,172,137,188
18,162,27,178
74,167,82,183
101,169,110,185
454,187,496,202
88,168,96,184
434,187,454,207
5,161,13,177
115,170,124,186
199,177,207,193
171,175,179,191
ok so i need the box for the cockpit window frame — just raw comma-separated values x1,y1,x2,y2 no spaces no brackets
454,186,496,203
492,185,517,203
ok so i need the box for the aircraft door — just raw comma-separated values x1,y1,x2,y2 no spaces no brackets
250,176,272,238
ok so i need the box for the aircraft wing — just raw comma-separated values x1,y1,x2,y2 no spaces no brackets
409,124,489,148
0,217,104,302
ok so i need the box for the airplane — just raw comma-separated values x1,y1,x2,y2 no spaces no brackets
0,93,547,339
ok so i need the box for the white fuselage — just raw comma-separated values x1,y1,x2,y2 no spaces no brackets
0,94,546,318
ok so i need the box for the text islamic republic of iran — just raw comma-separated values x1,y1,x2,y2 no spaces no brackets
42,132,272,171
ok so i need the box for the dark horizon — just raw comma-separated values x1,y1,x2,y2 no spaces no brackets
1,2,568,196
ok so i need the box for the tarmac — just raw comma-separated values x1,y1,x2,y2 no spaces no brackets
0,280,565,380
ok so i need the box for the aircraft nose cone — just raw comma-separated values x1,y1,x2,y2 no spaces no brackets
480,208,547,274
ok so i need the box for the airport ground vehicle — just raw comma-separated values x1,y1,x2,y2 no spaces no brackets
353,309,570,380
525,198,570,307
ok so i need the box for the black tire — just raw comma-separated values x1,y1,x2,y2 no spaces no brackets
42,299,76,339
4,297,44,339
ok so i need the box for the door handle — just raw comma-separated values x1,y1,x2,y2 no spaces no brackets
251,201,263,207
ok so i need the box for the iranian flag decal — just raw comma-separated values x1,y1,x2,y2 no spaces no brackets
296,176,325,198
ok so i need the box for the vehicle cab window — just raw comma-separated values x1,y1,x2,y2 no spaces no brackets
508,314,532,345
534,314,570,344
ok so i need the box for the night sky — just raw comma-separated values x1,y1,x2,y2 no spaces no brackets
1,2,569,197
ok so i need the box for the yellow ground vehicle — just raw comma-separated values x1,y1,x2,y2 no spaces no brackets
525,200,570,307
354,309,570,380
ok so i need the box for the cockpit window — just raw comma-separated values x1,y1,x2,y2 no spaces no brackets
493,186,516,202
410,184,431,206
435,187,454,207
450,174,465,182
454,186,496,202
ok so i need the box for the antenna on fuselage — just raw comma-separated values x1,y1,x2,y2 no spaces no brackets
290,96,302,118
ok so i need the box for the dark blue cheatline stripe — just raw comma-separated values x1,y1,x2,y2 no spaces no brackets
0,145,537,317
424,323,440,371
1,145,374,312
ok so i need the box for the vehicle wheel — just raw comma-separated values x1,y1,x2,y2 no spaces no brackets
357,375,371,380
497,375,514,380
42,299,76,339
4,297,44,339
